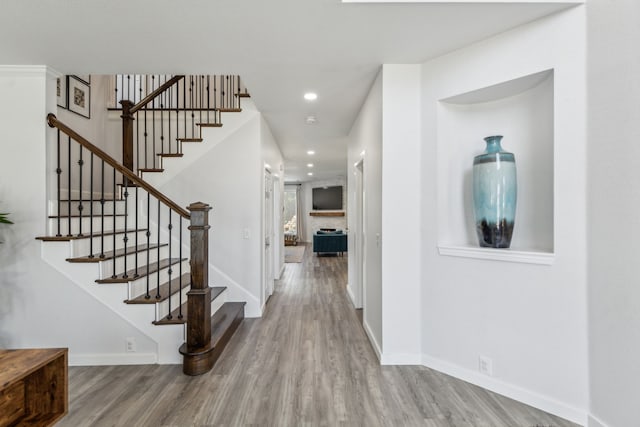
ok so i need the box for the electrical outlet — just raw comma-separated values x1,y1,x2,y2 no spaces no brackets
125,337,137,353
243,228,250,239
478,356,493,376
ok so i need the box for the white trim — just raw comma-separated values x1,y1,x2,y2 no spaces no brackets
363,320,382,362
438,245,555,265
346,283,357,308
381,353,422,365
0,65,49,77
343,0,583,3
278,263,285,280
421,354,587,426
69,352,158,366
588,414,610,427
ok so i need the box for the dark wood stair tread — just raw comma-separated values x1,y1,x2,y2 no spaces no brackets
96,257,186,284
177,138,203,143
157,153,184,158
217,108,242,113
235,93,251,98
178,302,246,362
153,286,226,325
66,243,166,263
138,168,164,173
36,228,148,241
126,273,191,304
196,123,223,128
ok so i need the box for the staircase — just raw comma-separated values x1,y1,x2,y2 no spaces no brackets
36,75,250,375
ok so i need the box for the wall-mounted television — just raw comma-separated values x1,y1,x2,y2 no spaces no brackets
312,186,343,210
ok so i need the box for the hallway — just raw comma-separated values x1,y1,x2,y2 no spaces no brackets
59,246,577,426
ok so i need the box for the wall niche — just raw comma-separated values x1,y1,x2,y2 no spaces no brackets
436,69,555,264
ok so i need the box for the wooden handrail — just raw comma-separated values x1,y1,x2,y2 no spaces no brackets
47,113,190,219
130,75,185,114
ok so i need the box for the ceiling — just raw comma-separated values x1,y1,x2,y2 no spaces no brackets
0,0,577,183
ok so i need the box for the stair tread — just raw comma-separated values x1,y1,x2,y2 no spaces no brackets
210,302,246,346
218,108,242,113
66,243,167,263
178,302,246,359
235,93,251,98
126,273,191,304
153,286,226,325
177,138,203,142
96,257,186,284
157,153,184,158
196,123,223,128
138,168,164,173
58,199,126,203
36,228,148,241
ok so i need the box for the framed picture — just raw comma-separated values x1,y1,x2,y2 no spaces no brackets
56,76,67,108
68,75,90,119
73,75,90,85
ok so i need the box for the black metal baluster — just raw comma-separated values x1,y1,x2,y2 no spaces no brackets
67,136,72,237
89,153,94,257
156,199,161,299
112,168,117,278
206,75,210,123
152,76,156,169
114,75,119,109
183,78,187,139
134,185,139,278
190,76,195,138
167,208,173,319
144,106,148,170
145,191,151,299
122,178,129,279
55,130,62,237
178,216,183,319
100,160,105,258
77,145,84,237
126,75,131,102
199,75,204,126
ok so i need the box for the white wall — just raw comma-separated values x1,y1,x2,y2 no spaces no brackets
0,67,157,364
587,1,640,426
420,8,588,424
300,177,347,243
154,111,283,318
347,72,383,357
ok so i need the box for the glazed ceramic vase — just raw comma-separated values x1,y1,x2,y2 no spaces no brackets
473,135,517,248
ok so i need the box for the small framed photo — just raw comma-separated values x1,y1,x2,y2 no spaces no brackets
73,75,90,85
56,76,67,109
68,75,90,119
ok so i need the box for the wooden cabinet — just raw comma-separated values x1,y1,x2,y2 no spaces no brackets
0,348,68,427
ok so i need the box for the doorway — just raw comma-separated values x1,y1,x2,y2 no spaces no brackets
353,159,365,311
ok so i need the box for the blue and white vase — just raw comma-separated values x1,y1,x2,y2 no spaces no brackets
473,135,517,248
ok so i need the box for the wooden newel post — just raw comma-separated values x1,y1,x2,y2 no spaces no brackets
120,100,135,172
180,201,214,375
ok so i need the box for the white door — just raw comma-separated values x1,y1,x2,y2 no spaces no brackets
264,169,274,302
272,176,282,279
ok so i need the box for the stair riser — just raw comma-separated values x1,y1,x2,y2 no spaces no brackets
98,246,170,280
127,260,190,299
69,230,151,257
155,286,191,321
54,200,127,216
49,216,129,237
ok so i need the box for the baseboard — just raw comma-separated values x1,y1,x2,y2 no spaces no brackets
588,414,610,427
278,263,285,279
421,354,587,426
346,284,357,308
381,353,422,365
69,352,158,366
362,320,382,362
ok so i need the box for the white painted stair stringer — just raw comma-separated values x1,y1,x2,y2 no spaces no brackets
41,240,184,364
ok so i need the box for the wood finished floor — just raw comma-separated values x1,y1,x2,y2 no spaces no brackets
60,244,578,427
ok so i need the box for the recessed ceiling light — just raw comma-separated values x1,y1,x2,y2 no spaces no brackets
304,92,317,101
307,150,315,155
308,172,313,176
307,163,313,168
